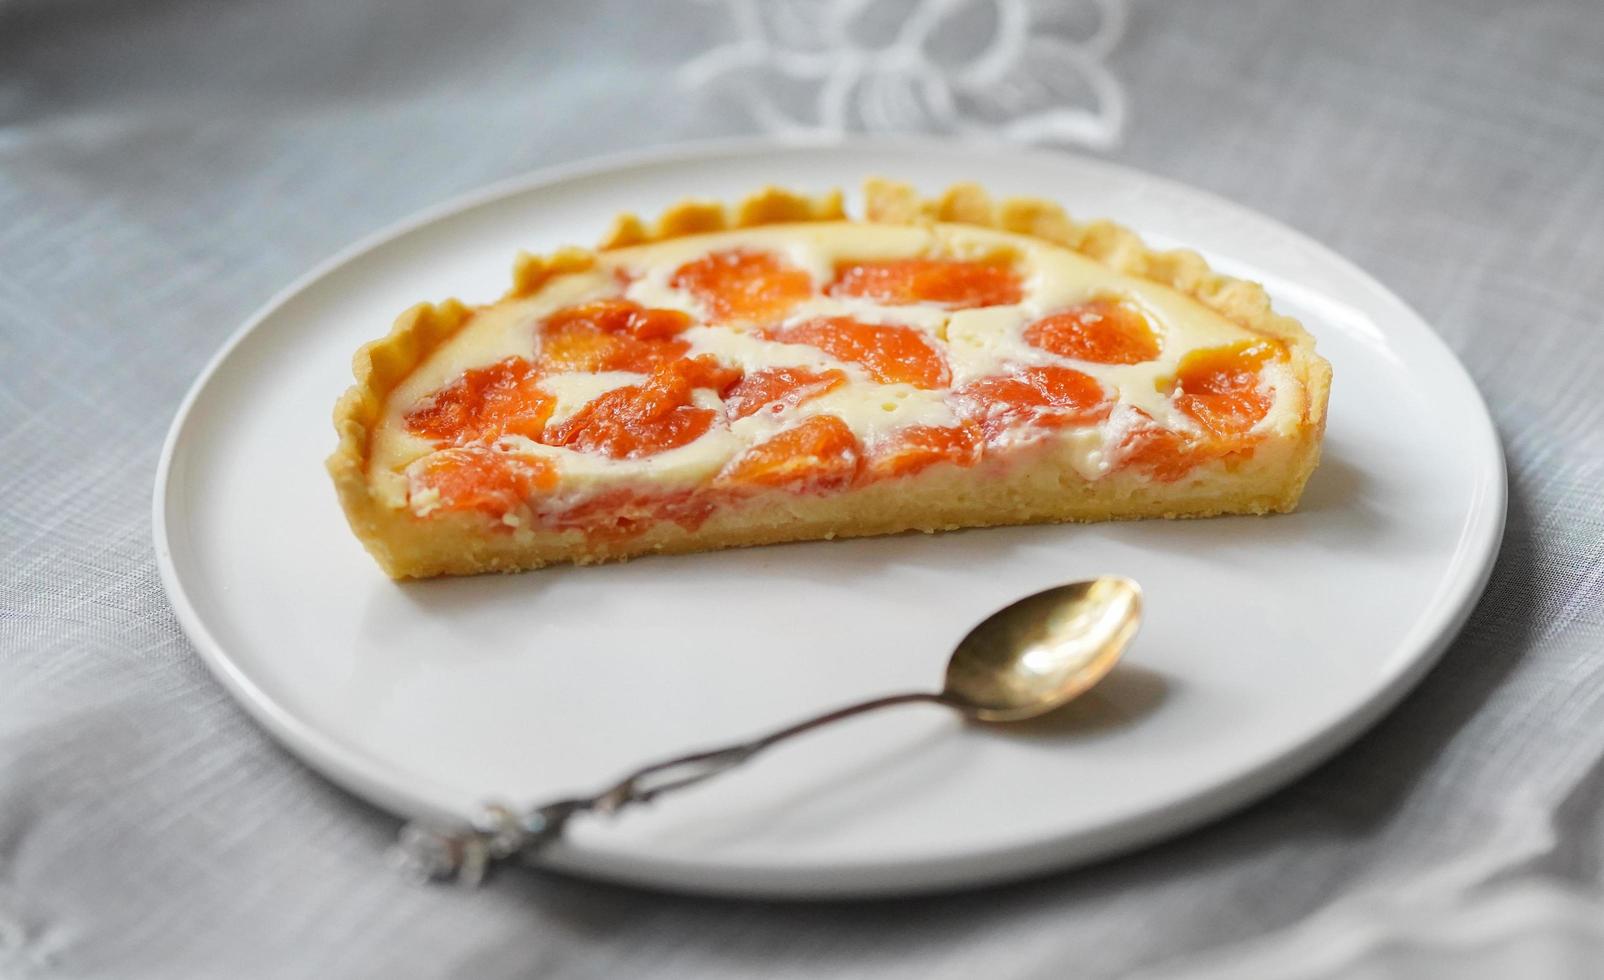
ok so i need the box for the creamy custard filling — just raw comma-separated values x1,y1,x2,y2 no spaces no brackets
372,221,1301,524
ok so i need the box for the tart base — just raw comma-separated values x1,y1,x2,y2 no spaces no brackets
329,181,1331,579
365,442,1314,579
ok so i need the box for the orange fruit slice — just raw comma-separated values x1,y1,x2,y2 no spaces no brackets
537,298,693,374
1173,340,1281,440
770,316,950,389
670,248,815,322
409,446,556,516
404,356,554,445
545,488,718,543
955,365,1112,440
829,258,1021,309
543,356,740,460
865,423,981,480
1114,412,1205,482
723,366,848,421
720,415,861,491
1023,298,1161,365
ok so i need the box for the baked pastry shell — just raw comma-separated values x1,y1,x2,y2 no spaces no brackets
328,181,1331,578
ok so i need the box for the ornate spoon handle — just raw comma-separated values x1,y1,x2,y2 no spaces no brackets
394,690,955,884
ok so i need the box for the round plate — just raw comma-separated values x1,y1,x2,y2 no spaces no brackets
154,139,1504,898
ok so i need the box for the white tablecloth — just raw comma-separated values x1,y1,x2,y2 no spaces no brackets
4,1,1603,976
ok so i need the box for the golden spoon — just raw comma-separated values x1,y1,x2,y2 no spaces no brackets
396,576,1143,884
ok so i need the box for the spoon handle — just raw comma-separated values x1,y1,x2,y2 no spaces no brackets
394,690,955,884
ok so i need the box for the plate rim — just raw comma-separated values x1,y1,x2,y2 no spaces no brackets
152,135,1507,898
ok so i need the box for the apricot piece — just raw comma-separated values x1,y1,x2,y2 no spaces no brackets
546,488,717,543
670,354,745,396
404,356,554,445
865,423,981,481
536,298,693,374
1023,298,1161,365
1115,414,1204,482
955,365,1112,440
770,317,950,389
720,415,861,491
1115,405,1265,483
543,356,739,460
409,446,556,516
829,258,1022,309
1173,340,1281,439
544,297,690,341
723,366,848,421
670,249,815,322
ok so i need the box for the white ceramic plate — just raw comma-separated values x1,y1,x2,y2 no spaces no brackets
154,139,1504,898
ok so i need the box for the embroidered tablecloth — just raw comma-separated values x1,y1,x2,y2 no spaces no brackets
3,1,1602,976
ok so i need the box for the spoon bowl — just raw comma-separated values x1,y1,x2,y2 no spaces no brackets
944,577,1143,721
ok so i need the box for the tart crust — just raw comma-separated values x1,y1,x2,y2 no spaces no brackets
329,182,1331,578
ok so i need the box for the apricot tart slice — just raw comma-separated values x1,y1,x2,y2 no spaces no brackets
329,181,1331,578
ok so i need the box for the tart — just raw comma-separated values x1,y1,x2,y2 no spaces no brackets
329,180,1331,578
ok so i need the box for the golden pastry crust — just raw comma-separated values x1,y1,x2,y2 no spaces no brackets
328,181,1331,578
596,186,846,251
